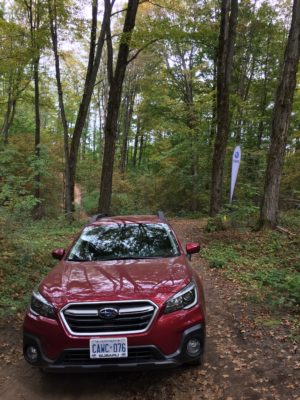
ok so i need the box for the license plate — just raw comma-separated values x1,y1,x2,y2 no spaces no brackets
89,338,128,359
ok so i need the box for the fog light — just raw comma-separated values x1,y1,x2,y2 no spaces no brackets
186,338,201,357
26,345,38,363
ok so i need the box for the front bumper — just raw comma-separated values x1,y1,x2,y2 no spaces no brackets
23,324,205,372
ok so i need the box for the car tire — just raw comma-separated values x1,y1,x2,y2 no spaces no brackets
186,356,202,367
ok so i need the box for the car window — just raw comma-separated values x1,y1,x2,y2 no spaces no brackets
68,223,180,261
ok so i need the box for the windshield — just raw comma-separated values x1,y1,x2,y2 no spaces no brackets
68,223,180,261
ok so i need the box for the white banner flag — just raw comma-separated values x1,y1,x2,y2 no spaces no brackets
230,145,241,203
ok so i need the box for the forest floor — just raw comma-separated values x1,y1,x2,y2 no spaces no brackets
0,219,299,400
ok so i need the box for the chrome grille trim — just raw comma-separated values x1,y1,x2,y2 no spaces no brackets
64,309,98,316
60,300,158,337
118,306,154,315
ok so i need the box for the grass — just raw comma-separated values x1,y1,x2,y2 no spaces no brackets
202,216,300,315
201,211,300,342
0,215,82,317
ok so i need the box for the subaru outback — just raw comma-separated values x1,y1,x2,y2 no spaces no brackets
23,213,206,371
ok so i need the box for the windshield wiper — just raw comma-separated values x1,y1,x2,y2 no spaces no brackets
95,255,166,261
67,256,90,262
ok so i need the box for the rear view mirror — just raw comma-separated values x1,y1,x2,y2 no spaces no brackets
186,243,200,258
52,248,65,260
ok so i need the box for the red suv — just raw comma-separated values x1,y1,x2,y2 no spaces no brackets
23,213,206,371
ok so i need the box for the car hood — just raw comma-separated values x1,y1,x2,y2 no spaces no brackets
40,256,192,309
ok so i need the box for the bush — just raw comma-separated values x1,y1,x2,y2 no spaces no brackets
111,192,137,215
205,216,228,232
0,216,81,317
82,191,99,215
279,209,300,229
204,203,259,232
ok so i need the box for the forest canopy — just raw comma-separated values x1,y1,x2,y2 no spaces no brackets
0,0,299,224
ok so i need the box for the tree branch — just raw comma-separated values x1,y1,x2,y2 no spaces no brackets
111,0,147,17
127,38,158,64
111,6,128,17
146,0,177,12
106,15,114,85
94,79,104,88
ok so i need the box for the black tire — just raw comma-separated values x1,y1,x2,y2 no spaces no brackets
186,356,202,367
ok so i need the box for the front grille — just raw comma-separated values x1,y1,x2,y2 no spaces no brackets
61,301,157,335
56,347,163,365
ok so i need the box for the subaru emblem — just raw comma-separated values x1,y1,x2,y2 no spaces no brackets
98,307,119,319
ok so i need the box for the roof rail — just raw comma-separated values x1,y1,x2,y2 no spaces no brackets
157,211,166,222
89,213,109,223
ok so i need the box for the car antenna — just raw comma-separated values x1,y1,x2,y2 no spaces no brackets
157,211,166,222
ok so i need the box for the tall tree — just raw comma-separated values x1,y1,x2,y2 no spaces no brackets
68,0,111,212
259,0,300,228
209,0,238,216
0,69,30,144
119,60,142,176
0,13,31,145
48,0,111,217
119,85,136,176
47,0,72,217
23,0,44,218
98,0,139,214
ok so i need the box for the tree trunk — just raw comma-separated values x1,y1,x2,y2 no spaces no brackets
209,0,238,216
235,55,256,144
48,0,108,216
27,0,43,219
138,132,144,167
33,56,43,218
1,95,16,145
81,110,90,160
48,0,72,219
93,108,97,160
68,0,110,211
259,0,300,229
98,0,139,214
257,35,271,149
209,46,218,145
120,88,135,176
132,117,140,167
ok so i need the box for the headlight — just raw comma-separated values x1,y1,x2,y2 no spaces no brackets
30,290,56,319
164,280,198,314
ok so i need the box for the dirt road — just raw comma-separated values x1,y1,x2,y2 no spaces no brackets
1,220,299,400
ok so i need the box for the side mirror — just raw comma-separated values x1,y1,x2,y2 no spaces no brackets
186,243,200,259
52,248,65,260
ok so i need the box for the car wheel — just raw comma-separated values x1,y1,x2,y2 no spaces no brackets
186,356,202,367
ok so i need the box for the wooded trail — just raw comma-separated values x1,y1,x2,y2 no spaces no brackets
0,219,299,400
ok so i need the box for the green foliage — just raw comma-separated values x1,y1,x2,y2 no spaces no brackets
279,209,300,229
82,190,99,215
0,147,39,216
202,221,300,313
111,192,137,215
252,268,300,310
202,244,240,268
0,215,81,317
1,0,298,221
0,142,55,217
281,150,300,205
205,216,227,232
205,203,260,232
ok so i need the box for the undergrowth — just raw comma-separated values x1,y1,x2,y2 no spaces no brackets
0,214,82,317
202,211,300,315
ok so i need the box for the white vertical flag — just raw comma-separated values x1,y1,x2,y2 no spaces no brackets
230,145,241,203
